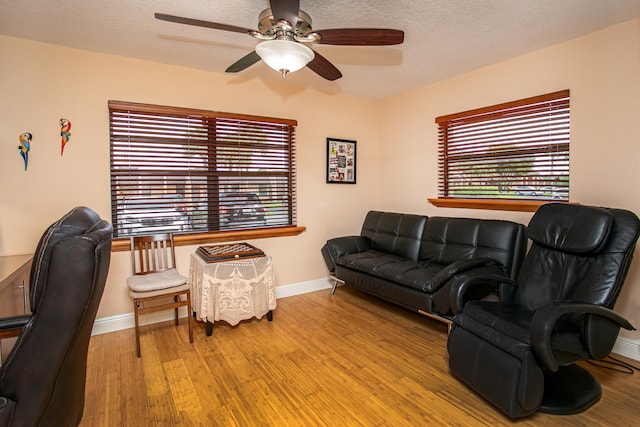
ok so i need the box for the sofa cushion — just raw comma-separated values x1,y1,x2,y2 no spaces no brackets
361,211,427,261
373,261,445,292
337,250,408,275
338,250,470,293
420,217,526,279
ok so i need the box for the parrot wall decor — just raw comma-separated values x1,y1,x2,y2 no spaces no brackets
60,118,71,155
18,132,32,171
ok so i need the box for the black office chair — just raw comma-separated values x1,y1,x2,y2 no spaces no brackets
0,207,113,426
447,203,639,418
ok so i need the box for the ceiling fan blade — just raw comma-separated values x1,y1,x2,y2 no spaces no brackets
306,51,342,81
269,0,300,26
313,28,404,46
155,13,254,35
225,51,261,73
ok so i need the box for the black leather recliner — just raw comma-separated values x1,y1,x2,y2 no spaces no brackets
0,207,113,426
447,203,640,418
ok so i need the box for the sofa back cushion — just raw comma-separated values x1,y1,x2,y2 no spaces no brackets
419,217,527,279
361,211,428,261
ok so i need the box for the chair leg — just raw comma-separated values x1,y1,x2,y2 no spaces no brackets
174,295,179,325
133,299,141,358
186,290,193,344
132,289,192,357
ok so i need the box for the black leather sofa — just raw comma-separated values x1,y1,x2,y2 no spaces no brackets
322,211,527,322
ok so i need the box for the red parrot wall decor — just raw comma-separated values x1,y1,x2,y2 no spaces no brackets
60,118,71,155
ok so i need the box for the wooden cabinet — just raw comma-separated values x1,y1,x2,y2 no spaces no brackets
0,254,32,361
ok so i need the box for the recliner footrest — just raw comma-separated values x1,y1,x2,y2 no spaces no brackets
448,326,544,418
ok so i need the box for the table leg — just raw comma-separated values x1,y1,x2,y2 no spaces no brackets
267,310,273,321
206,320,213,336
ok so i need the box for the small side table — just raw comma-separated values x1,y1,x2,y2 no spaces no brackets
189,253,276,336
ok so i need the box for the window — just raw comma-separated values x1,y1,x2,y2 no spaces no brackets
435,90,570,203
109,101,297,238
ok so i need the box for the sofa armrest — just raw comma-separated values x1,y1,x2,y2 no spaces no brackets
322,236,372,273
325,236,371,258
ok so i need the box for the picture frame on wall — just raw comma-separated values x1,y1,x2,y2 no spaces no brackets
326,138,356,184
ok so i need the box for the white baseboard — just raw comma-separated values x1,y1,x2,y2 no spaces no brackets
91,278,333,336
91,278,640,363
612,336,640,361
273,277,333,299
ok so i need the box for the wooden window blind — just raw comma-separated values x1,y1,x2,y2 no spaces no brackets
109,100,297,238
435,90,570,202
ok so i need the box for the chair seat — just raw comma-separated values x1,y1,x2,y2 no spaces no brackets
126,268,187,293
129,282,190,299
457,301,588,362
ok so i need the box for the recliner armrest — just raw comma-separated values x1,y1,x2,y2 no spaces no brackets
0,314,31,339
431,260,507,314
324,236,372,260
449,272,517,315
530,302,635,372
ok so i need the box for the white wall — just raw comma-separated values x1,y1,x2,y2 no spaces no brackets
0,35,380,318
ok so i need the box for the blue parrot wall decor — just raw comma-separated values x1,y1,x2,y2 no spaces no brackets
18,132,32,171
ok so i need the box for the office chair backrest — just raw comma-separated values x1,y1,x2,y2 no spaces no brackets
515,203,640,311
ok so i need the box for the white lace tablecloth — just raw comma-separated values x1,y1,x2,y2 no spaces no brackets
189,253,276,326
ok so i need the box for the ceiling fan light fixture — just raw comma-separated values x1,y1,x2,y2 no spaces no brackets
255,39,315,78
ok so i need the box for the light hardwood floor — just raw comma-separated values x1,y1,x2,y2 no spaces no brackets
80,286,640,426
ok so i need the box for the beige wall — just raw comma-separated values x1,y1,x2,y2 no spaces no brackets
2,19,640,343
0,35,381,318
379,19,640,340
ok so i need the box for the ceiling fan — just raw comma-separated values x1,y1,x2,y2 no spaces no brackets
155,0,404,81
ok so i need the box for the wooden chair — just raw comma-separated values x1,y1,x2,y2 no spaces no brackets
126,233,193,357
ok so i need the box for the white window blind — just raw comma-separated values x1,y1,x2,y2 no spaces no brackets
109,101,297,238
436,90,570,201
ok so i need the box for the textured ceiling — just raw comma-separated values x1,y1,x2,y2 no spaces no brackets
2,0,640,99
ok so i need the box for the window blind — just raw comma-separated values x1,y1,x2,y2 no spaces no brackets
435,90,570,201
109,101,297,238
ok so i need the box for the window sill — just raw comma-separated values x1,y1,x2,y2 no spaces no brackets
111,225,306,252
428,198,554,212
